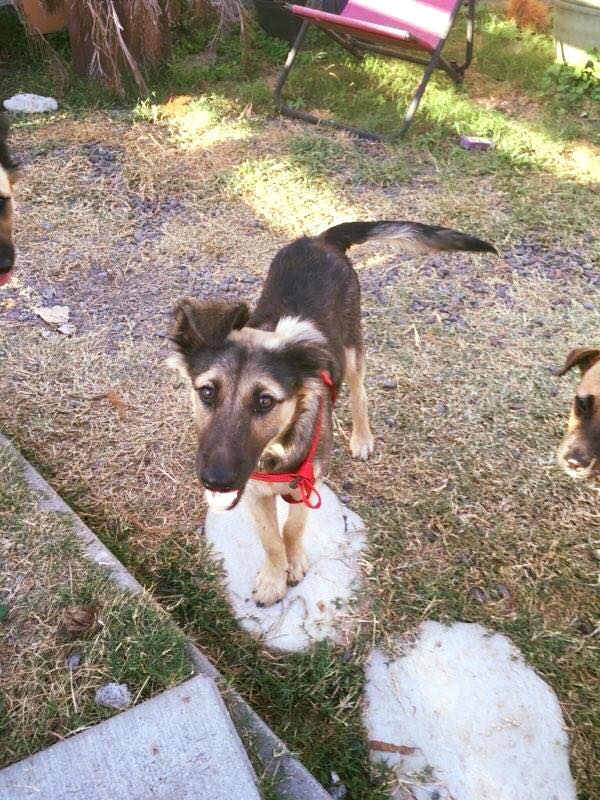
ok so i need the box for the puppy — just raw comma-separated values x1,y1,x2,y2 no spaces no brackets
170,220,496,605
557,347,600,480
0,115,18,286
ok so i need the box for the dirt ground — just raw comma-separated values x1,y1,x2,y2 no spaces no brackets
0,57,598,795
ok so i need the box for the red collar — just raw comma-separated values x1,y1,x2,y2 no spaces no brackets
250,370,336,509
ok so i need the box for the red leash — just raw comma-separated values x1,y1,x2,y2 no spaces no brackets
250,370,336,509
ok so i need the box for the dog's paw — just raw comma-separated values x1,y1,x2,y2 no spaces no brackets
350,431,375,461
287,548,309,586
252,563,288,607
258,442,286,473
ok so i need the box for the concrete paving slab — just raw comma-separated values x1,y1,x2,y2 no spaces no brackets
0,675,260,800
205,484,367,651
363,622,576,800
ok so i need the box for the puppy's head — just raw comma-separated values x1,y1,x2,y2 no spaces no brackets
557,347,600,480
169,298,330,512
0,115,19,286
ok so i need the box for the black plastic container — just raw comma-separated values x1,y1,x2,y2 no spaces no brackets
253,0,307,43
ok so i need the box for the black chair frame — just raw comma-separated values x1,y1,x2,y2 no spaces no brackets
274,0,476,139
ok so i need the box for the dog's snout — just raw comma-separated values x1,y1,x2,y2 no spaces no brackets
565,449,592,470
199,464,238,492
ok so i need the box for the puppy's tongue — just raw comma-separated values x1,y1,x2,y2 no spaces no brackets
0,270,13,286
205,489,239,513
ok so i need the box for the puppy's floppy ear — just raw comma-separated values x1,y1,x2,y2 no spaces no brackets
559,347,600,377
170,298,249,355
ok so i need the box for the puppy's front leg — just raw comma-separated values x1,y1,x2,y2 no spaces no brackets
283,503,309,586
250,494,288,607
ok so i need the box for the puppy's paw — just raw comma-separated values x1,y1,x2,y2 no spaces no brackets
258,442,286,473
253,562,288,607
350,431,375,461
287,548,309,586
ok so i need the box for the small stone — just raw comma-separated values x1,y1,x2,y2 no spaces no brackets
380,378,397,390
467,586,488,604
548,387,559,397
577,620,594,636
492,583,511,600
459,135,495,151
57,323,76,336
66,652,82,670
341,480,353,492
592,549,600,562
328,786,347,800
95,682,132,709
435,402,449,416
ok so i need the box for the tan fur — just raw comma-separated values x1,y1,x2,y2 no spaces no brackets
557,348,600,480
0,164,15,262
345,346,374,460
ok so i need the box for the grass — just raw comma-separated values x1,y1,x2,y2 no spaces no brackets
0,443,193,768
0,5,599,799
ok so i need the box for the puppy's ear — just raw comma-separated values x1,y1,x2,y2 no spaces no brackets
0,115,19,177
170,298,249,355
559,347,600,377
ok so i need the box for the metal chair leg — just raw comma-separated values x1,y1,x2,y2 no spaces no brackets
274,19,380,141
398,43,445,137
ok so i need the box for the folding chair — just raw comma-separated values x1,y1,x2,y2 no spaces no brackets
274,0,476,139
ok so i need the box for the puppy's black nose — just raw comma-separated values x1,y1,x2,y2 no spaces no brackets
0,255,13,273
200,466,238,492
566,449,592,470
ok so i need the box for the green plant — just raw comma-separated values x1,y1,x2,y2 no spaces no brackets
542,50,600,105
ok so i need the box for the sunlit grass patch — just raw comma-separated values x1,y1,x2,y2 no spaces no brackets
134,93,256,150
223,154,359,232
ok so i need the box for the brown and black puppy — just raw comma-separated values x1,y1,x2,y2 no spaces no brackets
0,115,19,286
557,347,600,480
170,220,496,605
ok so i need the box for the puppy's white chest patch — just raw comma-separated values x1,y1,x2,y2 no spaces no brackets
204,484,366,652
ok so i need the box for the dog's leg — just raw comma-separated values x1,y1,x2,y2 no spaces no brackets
345,346,374,460
283,503,309,586
249,494,289,607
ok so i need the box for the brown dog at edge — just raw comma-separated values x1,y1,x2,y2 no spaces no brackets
557,347,600,480
0,115,19,286
169,220,496,606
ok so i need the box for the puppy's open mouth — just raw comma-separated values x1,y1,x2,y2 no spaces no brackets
205,489,241,513
0,269,13,286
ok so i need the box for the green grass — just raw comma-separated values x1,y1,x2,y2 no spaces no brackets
0,443,193,769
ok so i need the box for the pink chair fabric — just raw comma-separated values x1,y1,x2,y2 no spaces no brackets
290,0,459,51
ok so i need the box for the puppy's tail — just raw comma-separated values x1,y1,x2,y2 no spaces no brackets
319,221,497,255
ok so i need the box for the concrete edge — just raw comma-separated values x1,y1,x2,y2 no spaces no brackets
0,432,331,800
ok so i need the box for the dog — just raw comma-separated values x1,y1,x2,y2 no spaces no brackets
557,347,600,480
169,220,496,606
0,115,18,286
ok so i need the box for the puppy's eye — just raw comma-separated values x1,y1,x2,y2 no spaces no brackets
199,385,216,406
575,394,594,417
256,393,275,413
